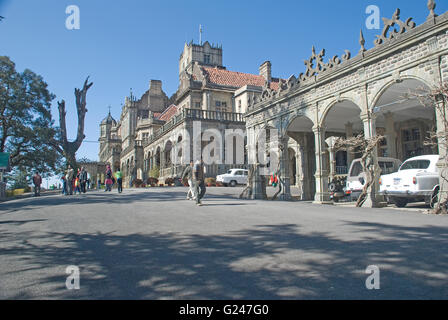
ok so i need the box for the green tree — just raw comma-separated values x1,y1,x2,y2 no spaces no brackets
0,56,63,174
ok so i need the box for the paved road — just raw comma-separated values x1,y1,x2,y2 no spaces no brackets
0,187,447,300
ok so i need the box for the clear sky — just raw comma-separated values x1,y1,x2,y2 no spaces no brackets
1,0,447,164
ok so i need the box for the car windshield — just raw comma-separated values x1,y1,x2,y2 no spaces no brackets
400,160,430,171
350,161,363,177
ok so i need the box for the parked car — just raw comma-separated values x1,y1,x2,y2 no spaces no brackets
346,157,402,202
379,155,440,208
216,169,248,187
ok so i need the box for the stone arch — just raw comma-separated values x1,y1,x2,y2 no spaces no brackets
369,75,433,111
285,114,316,200
371,77,436,160
319,97,363,128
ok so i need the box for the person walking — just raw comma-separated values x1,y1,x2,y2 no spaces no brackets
65,165,75,196
32,171,42,197
181,160,195,201
115,168,123,193
74,169,82,195
80,167,88,194
105,165,113,192
193,159,207,206
61,175,67,195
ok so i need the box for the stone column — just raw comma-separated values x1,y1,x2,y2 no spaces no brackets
384,112,397,158
345,122,354,169
313,126,330,203
325,136,338,181
278,136,292,201
435,99,448,203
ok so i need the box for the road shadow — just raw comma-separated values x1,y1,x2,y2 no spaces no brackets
1,221,447,300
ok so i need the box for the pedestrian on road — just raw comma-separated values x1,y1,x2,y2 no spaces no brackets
193,159,207,206
105,165,113,192
61,175,67,195
115,168,123,193
74,169,82,195
181,160,196,200
80,167,88,193
65,165,75,196
32,171,42,197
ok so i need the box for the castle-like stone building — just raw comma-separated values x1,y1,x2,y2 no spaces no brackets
99,41,281,186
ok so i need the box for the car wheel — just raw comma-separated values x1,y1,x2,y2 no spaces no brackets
393,198,408,208
230,180,237,187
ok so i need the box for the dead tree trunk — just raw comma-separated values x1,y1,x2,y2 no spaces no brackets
55,77,93,169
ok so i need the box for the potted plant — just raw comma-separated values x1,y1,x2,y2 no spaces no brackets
205,178,216,187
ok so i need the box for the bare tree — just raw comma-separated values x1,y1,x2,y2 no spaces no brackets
335,134,385,207
411,82,448,214
52,77,93,169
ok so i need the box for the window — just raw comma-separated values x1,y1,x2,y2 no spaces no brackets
215,101,221,107
379,161,396,175
400,160,430,171
204,54,211,64
195,102,201,109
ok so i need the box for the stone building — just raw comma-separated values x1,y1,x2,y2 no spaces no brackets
99,41,281,186
245,3,448,204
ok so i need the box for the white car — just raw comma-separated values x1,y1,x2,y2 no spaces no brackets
346,157,402,201
216,169,248,187
379,155,440,208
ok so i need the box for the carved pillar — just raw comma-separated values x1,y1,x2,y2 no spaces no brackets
435,98,448,203
345,122,354,169
313,126,330,203
384,112,397,158
278,136,292,201
325,136,338,181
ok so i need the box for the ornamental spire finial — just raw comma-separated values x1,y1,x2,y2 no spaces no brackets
427,0,437,19
359,30,366,54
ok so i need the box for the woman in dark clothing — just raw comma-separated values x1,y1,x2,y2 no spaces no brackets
105,165,113,192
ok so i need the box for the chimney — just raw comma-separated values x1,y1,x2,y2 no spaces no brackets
149,80,162,94
259,61,272,83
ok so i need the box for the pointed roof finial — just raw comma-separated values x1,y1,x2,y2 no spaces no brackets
359,30,366,54
108,105,111,115
427,0,437,19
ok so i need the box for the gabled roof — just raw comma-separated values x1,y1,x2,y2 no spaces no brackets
201,66,281,90
157,105,178,122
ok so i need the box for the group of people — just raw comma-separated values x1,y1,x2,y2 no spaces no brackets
62,165,90,196
103,164,123,193
181,159,207,206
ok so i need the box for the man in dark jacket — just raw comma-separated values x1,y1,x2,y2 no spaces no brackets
193,160,206,206
33,171,42,197
79,167,88,193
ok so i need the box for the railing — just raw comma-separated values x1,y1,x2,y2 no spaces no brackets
143,110,245,148
336,166,348,175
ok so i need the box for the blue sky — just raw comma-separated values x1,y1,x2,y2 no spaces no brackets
1,0,447,163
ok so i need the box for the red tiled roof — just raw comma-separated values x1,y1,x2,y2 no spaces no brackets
202,66,280,90
157,105,178,122
153,112,162,118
